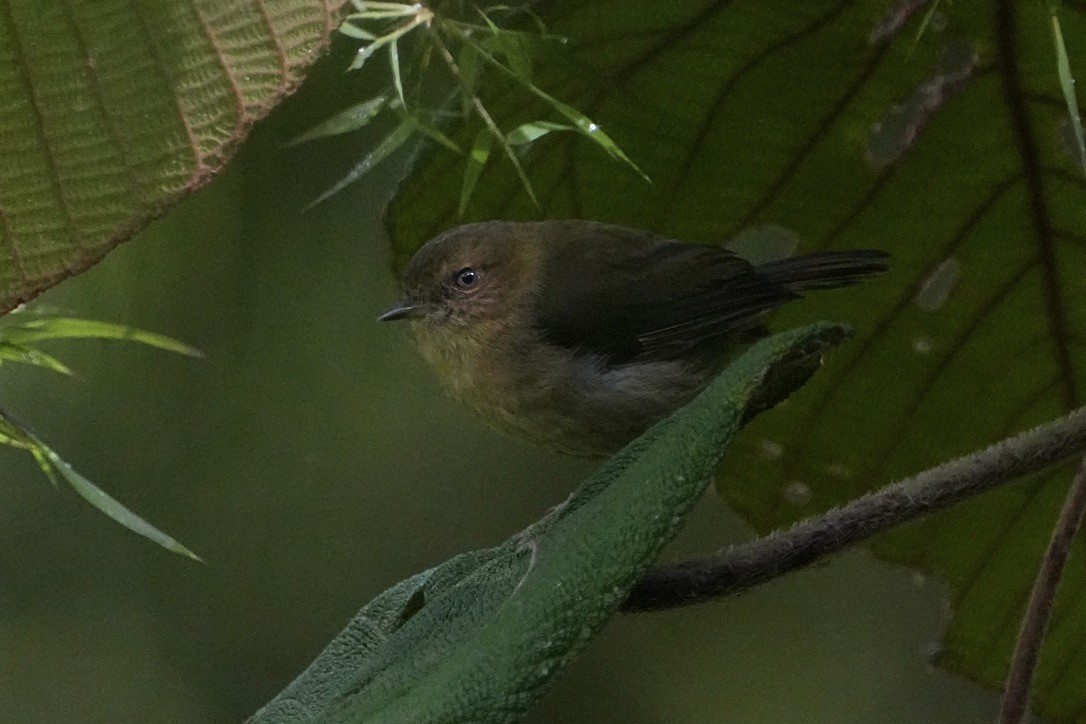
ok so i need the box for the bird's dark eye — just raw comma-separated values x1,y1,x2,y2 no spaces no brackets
454,267,479,290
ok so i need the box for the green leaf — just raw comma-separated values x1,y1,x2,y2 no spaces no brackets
0,411,200,560
0,317,201,357
348,40,387,71
389,38,405,107
475,10,534,81
386,1,1086,719
505,121,576,146
345,9,432,72
0,1,349,314
288,97,389,146
1050,5,1086,177
475,106,540,210
339,22,378,41
307,119,416,208
455,30,647,182
0,341,73,376
249,323,849,724
41,448,203,563
456,42,483,111
459,129,494,216
402,114,462,155
0,413,35,451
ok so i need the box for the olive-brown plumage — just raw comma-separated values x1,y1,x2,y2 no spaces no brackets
381,220,887,457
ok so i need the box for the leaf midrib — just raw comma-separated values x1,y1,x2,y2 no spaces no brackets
997,0,1081,409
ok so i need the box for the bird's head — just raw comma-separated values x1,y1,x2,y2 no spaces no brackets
379,222,540,329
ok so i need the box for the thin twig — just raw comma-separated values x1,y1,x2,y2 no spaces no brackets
624,406,1086,612
997,452,1086,724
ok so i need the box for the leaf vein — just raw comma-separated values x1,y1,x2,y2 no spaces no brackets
775,172,1026,501
996,0,1081,408
652,0,854,228
0,1,87,253
730,43,891,233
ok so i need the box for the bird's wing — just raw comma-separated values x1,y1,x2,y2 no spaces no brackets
532,222,797,363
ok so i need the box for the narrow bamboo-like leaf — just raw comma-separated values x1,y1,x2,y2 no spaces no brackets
427,26,539,207
506,120,575,146
288,96,388,146
456,43,482,117
1,318,201,357
390,38,405,106
28,446,61,488
481,4,550,34
474,10,532,79
0,341,74,376
0,412,34,451
413,41,434,106
42,448,203,562
486,116,538,208
456,32,648,181
349,40,387,70
251,324,849,723
349,0,419,13
459,129,494,215
348,29,401,71
498,35,533,81
405,114,462,154
347,13,431,71
347,9,419,20
339,22,378,41
0,409,201,558
1050,4,1086,177
543,96,647,180
477,12,536,81
349,0,418,12
0,412,59,485
307,119,416,207
475,7,501,34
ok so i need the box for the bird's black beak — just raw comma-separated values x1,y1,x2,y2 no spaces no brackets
378,300,423,322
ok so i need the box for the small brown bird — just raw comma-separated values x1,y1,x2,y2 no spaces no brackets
381,220,887,457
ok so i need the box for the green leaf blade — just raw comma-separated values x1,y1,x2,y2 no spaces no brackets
1050,7,1086,177
288,97,388,146
0,410,200,560
1,317,201,357
386,2,1086,718
44,450,203,563
0,341,74,376
459,130,494,216
250,324,849,723
0,1,349,313
505,121,575,146
307,119,416,208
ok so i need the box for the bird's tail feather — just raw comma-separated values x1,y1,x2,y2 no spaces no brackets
758,250,889,292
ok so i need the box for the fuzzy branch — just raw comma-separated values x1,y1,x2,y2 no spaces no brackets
625,406,1086,612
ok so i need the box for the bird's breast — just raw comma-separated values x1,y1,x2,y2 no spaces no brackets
411,320,501,398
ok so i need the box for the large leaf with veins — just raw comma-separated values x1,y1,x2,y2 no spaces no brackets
0,0,347,313
386,0,1086,718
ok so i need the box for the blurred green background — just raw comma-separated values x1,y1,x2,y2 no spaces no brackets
0,42,1004,723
